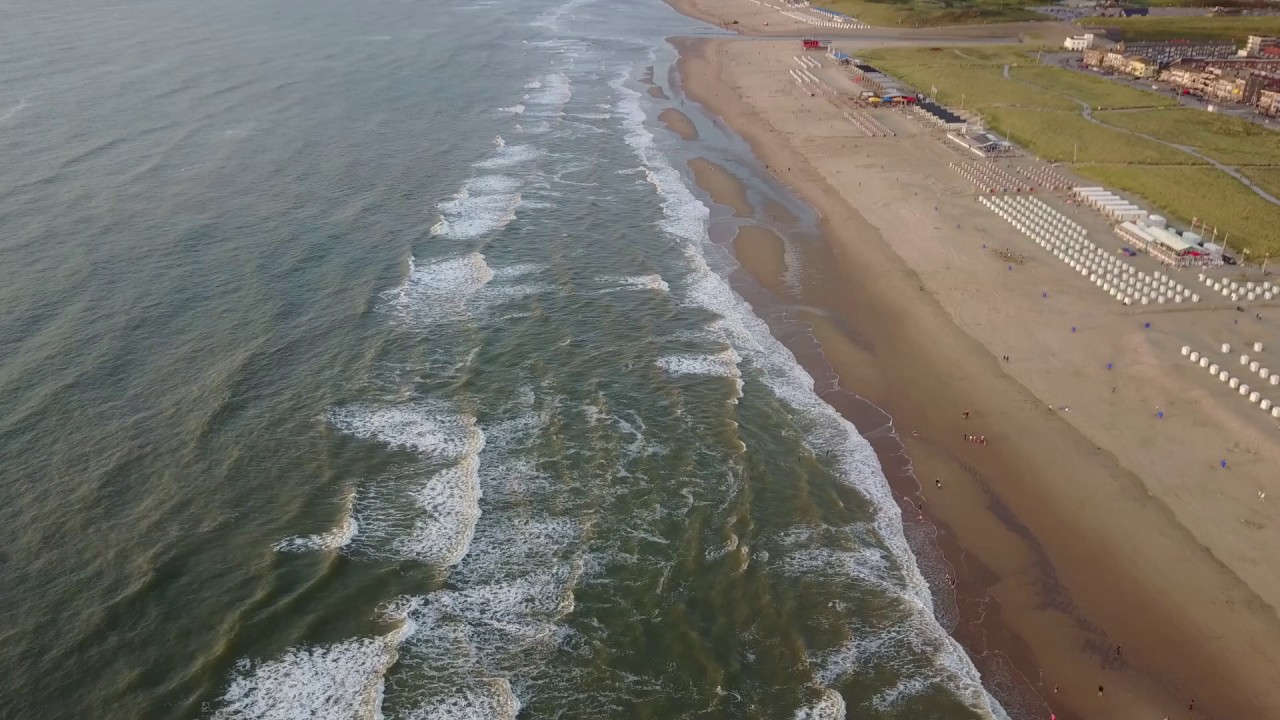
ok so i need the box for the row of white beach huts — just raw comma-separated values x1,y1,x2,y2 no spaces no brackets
1181,342,1280,418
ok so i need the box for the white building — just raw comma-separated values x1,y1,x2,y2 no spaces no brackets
1064,33,1098,52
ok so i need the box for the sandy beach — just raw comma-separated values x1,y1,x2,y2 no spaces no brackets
663,13,1280,719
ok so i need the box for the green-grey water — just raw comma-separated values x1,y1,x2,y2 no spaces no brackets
0,0,1012,717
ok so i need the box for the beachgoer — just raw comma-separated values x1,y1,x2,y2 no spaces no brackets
1097,685,1104,697
1189,699,1195,710
1053,684,1058,694
962,410,970,419
1115,645,1122,658
935,478,942,488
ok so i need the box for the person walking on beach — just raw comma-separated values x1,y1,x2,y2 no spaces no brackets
1097,685,1104,697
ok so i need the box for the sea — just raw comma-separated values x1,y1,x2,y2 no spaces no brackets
0,0,1010,718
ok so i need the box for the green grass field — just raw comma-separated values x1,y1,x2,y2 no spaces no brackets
1081,15,1280,41
817,0,1044,27
1010,66,1175,109
860,46,1079,111
860,45,1041,68
1092,109,1280,166
1076,165,1280,256
981,107,1204,164
1243,167,1280,199
860,44,1280,258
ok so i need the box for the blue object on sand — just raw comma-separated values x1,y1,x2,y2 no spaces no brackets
1221,459,1228,469
1107,362,1113,370
1144,322,1151,329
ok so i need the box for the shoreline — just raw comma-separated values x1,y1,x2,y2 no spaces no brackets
670,33,1280,720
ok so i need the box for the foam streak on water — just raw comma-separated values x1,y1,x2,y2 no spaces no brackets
430,175,523,241
328,405,486,568
211,609,416,720
612,68,1008,719
273,493,358,553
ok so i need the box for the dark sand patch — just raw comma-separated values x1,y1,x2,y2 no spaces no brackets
733,225,787,284
688,157,753,217
659,108,698,141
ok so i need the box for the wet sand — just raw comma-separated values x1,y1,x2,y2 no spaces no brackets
659,108,699,140
689,157,752,216
732,225,785,281
677,34,1280,720
648,85,669,99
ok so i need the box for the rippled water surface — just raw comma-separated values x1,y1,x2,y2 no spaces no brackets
0,0,1003,717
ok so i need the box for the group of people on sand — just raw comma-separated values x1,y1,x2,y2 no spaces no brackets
961,410,987,445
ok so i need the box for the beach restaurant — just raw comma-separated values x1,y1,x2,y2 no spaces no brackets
1116,221,1216,267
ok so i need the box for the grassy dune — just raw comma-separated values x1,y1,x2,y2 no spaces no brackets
1081,15,1280,41
860,44,1280,256
982,107,1203,164
1011,66,1175,109
1093,109,1280,166
817,0,1045,27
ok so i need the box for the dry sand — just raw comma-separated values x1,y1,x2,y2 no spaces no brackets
675,33,1280,720
660,108,699,140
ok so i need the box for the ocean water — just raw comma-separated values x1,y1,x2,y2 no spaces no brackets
0,0,1005,717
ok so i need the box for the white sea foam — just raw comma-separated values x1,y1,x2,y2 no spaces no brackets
329,406,485,568
498,103,525,114
274,500,358,553
656,349,742,378
211,625,409,720
524,80,543,89
474,144,543,170
612,67,1008,719
402,679,521,720
328,405,484,459
705,532,739,561
212,602,418,720
596,274,669,293
582,402,609,425
516,120,551,135
531,0,591,30
794,688,847,720
404,560,582,658
387,252,494,312
524,72,571,109
431,175,522,241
